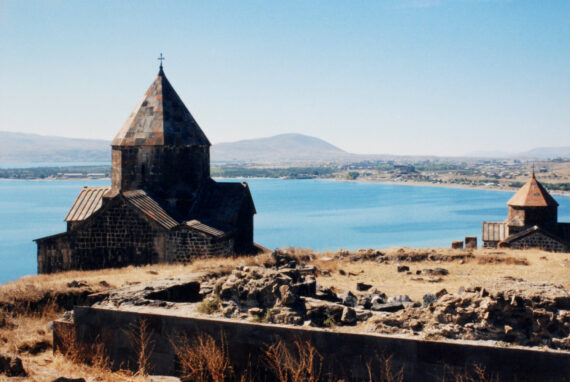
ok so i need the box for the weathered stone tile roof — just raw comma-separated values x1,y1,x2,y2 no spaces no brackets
112,67,210,147
122,190,179,229
64,186,111,222
185,220,233,238
507,173,559,207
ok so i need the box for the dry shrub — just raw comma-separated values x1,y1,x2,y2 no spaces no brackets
242,252,275,268
36,295,62,320
55,327,111,375
281,247,315,262
126,318,155,376
51,324,154,381
477,256,529,266
263,338,322,382
0,297,58,357
193,262,236,276
313,254,339,274
366,354,404,382
448,363,499,382
198,295,221,314
170,332,233,382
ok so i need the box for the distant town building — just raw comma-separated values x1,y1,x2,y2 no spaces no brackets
36,64,259,273
482,172,569,251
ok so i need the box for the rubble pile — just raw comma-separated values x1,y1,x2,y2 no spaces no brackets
371,278,570,350
89,250,569,351
198,251,387,327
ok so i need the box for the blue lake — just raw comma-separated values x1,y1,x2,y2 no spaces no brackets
1,178,569,284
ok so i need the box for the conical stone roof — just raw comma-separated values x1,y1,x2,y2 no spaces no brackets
507,173,558,207
112,67,210,147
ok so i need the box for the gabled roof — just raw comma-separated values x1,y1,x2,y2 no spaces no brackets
112,67,210,147
122,190,179,229
65,186,111,222
507,173,558,207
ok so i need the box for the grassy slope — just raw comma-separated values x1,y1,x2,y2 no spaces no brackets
0,248,569,380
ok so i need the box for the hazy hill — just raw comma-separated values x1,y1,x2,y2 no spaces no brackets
0,131,352,164
468,146,570,159
517,146,570,159
2,130,568,164
210,133,352,163
0,131,110,163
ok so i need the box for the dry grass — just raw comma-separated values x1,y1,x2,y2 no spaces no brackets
263,338,323,382
0,256,255,381
443,363,499,382
47,323,145,382
170,332,234,382
316,248,570,302
366,354,405,382
476,255,529,265
0,254,264,305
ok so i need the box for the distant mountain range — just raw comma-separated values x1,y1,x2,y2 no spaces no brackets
0,131,355,164
210,133,354,163
0,130,568,164
0,132,110,163
467,146,570,159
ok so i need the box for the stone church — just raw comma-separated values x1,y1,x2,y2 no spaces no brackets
482,172,569,252
36,65,258,273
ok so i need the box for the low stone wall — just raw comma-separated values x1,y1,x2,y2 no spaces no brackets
59,306,570,382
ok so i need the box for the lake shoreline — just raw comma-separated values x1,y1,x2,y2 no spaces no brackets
3,175,569,197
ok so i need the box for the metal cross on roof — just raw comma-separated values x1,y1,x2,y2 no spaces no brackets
157,53,165,69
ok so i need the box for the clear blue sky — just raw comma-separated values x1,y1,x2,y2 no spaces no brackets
1,0,569,156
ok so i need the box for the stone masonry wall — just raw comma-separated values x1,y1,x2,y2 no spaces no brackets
63,199,164,272
112,146,209,197
508,206,557,227
38,198,240,273
37,234,73,274
165,230,234,263
509,231,568,252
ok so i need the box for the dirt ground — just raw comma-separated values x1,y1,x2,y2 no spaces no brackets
313,247,570,301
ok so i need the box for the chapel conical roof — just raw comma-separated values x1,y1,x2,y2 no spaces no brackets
112,67,210,147
507,172,558,207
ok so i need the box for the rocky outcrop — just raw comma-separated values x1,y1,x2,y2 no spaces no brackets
197,251,379,327
371,278,570,350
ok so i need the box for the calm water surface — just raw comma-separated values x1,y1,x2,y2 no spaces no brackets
1,179,569,284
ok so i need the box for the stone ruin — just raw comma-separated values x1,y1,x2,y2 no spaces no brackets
79,250,570,351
